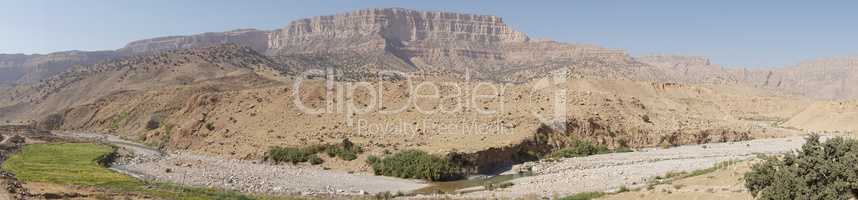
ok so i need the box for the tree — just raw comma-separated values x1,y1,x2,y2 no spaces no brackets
745,135,858,200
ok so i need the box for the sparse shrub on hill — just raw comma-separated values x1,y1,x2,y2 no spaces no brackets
367,150,460,181
145,118,161,130
205,122,215,131
744,135,858,200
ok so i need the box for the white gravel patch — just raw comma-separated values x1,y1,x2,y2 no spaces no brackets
461,136,809,199
121,152,428,196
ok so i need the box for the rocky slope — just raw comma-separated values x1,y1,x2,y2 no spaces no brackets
0,44,284,120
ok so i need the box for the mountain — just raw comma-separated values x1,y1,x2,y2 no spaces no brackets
115,8,650,82
119,29,270,55
0,44,283,120
0,51,120,83
749,56,858,100
635,55,742,84
3,8,858,100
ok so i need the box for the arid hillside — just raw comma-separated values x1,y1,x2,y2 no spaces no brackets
0,45,284,120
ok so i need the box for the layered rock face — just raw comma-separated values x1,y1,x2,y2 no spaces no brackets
266,8,641,81
268,8,529,54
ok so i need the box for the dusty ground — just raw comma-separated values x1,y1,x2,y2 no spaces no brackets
598,161,755,200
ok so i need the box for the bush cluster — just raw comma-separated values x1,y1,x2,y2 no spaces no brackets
367,150,460,181
325,139,362,161
745,135,858,200
265,139,364,165
266,147,312,164
549,137,611,158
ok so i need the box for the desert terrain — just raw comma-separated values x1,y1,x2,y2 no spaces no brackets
1,7,857,200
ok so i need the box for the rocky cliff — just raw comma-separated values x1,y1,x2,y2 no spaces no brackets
268,8,529,53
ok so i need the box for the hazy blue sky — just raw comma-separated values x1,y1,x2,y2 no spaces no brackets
2,0,858,67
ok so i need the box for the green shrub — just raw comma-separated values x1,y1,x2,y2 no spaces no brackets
550,138,610,158
266,147,308,164
745,135,858,200
325,147,337,157
370,150,460,181
366,155,380,164
308,155,323,165
324,138,363,160
339,152,357,161
266,139,363,164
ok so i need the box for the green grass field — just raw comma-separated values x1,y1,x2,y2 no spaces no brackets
1,143,300,200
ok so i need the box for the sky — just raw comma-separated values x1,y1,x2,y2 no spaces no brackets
2,0,858,68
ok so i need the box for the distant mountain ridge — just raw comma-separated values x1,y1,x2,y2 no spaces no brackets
637,54,858,100
1,8,857,99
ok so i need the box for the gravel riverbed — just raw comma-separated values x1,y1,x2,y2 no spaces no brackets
56,132,427,196
58,131,813,199
460,136,809,199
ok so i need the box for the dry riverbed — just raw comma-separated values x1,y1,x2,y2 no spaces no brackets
57,132,427,197
58,132,813,199
458,136,808,199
